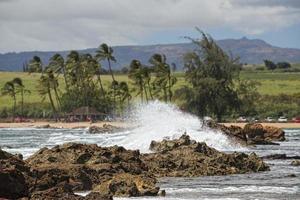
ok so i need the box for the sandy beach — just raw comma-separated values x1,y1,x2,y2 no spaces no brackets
0,121,299,129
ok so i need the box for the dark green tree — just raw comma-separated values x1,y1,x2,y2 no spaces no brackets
264,60,277,70
175,30,240,121
28,56,43,73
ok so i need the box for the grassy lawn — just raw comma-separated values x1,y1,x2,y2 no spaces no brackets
0,71,299,109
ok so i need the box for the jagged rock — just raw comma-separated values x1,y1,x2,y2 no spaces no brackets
0,149,30,199
88,124,123,134
142,135,269,177
207,122,285,145
291,160,300,166
29,182,112,200
263,126,285,141
93,173,159,197
25,143,148,192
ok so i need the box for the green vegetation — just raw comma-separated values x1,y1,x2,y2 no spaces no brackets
1,31,300,121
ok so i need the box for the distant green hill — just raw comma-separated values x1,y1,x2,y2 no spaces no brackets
1,37,300,71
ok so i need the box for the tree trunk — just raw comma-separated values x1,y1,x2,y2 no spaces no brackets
62,67,69,92
107,58,115,82
147,81,153,100
21,89,24,118
47,88,57,121
12,94,16,122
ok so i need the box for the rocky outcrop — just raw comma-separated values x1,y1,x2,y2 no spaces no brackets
93,173,159,197
88,124,123,134
26,143,148,191
207,122,285,145
0,149,30,199
291,160,300,166
142,134,269,177
0,133,271,199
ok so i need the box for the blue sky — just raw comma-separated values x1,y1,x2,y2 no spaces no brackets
0,0,299,53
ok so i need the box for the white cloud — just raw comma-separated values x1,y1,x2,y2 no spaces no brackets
0,0,299,52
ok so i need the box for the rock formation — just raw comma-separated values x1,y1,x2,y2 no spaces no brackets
207,122,285,145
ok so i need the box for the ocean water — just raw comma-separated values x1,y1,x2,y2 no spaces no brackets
0,101,299,199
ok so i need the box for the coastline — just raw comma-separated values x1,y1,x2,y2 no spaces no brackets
0,121,129,129
221,122,300,129
0,121,299,129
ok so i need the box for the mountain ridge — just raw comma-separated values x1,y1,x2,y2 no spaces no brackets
1,37,300,71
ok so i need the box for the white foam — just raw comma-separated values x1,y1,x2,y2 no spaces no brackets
113,101,244,152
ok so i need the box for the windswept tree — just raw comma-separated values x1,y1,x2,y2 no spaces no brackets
149,54,177,102
1,81,17,119
95,43,116,81
37,70,60,120
28,56,43,73
128,60,146,102
175,30,240,121
12,78,30,117
48,53,69,92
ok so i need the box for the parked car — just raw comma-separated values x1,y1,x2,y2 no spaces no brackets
292,117,300,123
278,116,288,122
251,117,259,123
266,117,274,122
237,116,247,122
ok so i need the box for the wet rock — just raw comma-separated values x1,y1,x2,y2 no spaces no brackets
142,135,269,177
207,122,285,145
93,173,159,197
291,160,300,166
0,149,29,199
88,124,123,134
25,143,148,192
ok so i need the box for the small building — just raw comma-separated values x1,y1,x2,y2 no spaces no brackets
66,106,107,121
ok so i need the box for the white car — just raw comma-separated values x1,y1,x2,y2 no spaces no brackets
237,116,247,122
266,117,274,122
278,116,288,122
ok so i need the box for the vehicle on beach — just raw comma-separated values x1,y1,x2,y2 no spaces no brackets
292,117,300,123
237,116,247,122
266,117,274,122
278,116,288,122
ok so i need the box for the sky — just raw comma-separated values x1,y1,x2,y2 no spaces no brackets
0,0,299,53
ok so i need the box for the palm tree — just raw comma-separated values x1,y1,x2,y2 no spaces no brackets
118,81,132,110
37,71,59,120
149,54,177,102
12,78,30,117
28,56,43,73
1,81,16,119
49,53,69,92
95,43,116,82
129,59,145,102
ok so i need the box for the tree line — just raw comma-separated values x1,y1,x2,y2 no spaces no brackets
2,30,299,121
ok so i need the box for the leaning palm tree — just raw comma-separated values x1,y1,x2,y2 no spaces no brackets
1,81,16,119
95,43,116,82
49,53,69,92
129,59,146,102
37,71,58,120
12,78,30,117
149,54,177,102
118,81,132,110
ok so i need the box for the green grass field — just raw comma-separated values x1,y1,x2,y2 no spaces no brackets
0,71,299,109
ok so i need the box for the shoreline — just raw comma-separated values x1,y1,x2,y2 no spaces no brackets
0,121,129,129
221,122,300,129
0,121,299,129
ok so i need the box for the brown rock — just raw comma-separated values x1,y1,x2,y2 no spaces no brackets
88,124,123,134
142,134,269,177
93,173,159,197
0,149,29,199
291,160,300,166
263,126,285,141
